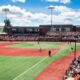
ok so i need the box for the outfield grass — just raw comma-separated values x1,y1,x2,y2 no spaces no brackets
7,42,60,49
0,42,80,80
0,56,45,80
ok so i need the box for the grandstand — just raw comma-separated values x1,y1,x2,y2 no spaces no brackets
0,18,80,42
63,56,80,80
0,18,80,46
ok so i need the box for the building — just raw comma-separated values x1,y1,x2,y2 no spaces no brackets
39,24,76,36
11,26,39,36
2,19,79,36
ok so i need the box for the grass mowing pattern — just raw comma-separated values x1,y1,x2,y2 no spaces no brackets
0,56,44,80
7,42,60,49
0,43,80,80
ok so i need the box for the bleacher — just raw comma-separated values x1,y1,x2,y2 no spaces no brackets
63,56,80,80
0,31,80,42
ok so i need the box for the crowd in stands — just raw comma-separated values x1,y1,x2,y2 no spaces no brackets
47,32,80,36
63,56,80,80
0,31,80,41
0,35,38,41
0,35,58,41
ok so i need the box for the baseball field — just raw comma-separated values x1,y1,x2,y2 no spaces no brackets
0,42,80,80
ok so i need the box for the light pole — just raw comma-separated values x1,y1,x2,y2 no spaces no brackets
2,8,9,20
48,5,55,27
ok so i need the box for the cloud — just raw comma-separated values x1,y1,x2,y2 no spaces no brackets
60,0,71,4
0,5,51,26
53,5,72,13
0,22,4,26
45,0,59,2
45,0,71,4
0,5,80,26
12,0,26,3
0,5,26,15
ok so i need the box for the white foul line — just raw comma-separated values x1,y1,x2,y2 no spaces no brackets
13,57,48,80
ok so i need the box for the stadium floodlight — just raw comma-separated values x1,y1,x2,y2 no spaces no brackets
2,8,9,20
48,5,55,27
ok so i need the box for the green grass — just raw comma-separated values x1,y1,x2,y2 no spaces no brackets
0,56,45,80
7,42,60,49
68,43,80,52
0,42,80,80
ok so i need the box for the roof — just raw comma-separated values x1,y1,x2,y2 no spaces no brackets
12,26,39,28
39,24,74,28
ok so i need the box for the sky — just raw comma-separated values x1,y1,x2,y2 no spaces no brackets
0,0,80,26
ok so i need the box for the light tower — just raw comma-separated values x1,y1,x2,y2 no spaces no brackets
48,5,55,27
2,8,12,35
2,8,9,20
